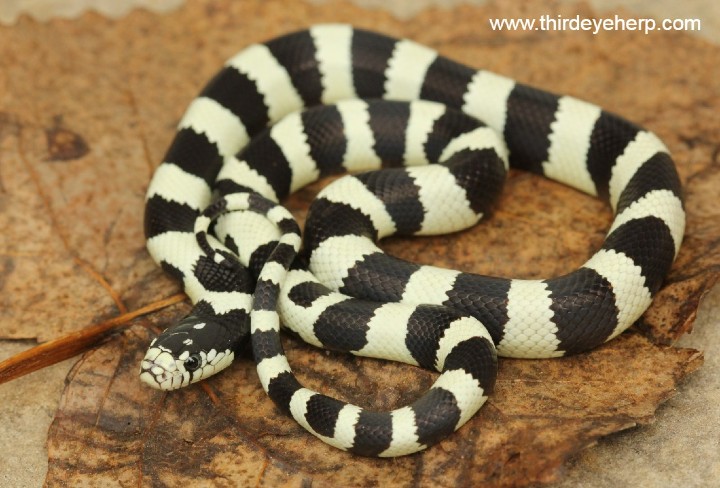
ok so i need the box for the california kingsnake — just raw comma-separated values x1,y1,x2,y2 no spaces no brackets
139,24,685,457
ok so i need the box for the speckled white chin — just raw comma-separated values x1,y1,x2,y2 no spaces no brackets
139,347,236,391
139,347,190,390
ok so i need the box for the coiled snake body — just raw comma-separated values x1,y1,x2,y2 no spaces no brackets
140,24,685,457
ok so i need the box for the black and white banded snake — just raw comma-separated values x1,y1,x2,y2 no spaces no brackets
139,24,685,457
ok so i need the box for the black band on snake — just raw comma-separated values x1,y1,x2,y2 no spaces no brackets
140,24,685,457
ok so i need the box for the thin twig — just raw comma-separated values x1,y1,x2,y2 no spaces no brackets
0,293,186,385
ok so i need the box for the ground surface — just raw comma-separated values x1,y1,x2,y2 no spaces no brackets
0,1,717,486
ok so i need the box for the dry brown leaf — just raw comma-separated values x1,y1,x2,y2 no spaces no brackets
45,323,702,487
0,0,718,486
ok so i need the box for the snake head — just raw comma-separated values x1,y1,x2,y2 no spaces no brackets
139,311,248,390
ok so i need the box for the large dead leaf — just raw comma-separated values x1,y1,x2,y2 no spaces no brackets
0,0,717,486
47,325,700,487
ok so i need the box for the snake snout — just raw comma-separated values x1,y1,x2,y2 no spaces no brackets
139,347,190,390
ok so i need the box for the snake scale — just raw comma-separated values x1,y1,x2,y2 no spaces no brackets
139,24,685,457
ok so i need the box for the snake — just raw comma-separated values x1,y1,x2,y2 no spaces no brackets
139,24,685,457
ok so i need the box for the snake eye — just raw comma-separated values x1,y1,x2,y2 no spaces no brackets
184,353,202,372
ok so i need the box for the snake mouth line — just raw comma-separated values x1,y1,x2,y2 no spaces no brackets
140,347,235,390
